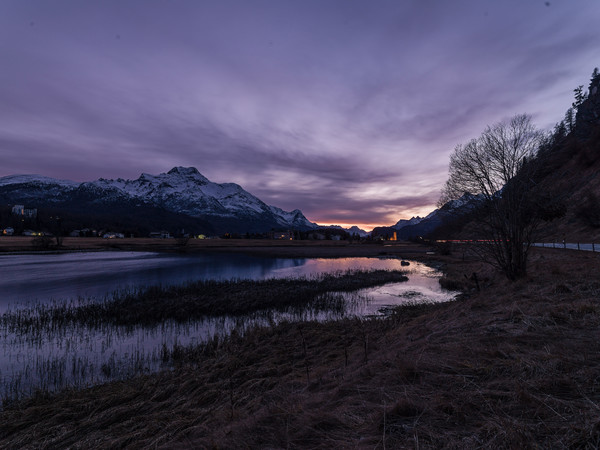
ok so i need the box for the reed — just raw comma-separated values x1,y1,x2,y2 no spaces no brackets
3,250,600,447
1,269,407,330
0,269,409,407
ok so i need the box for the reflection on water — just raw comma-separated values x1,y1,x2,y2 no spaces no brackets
0,252,306,310
0,252,457,404
273,258,455,316
0,252,450,311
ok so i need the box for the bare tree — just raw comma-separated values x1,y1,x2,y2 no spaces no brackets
441,114,562,280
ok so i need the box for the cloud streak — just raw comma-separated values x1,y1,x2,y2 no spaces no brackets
0,0,598,229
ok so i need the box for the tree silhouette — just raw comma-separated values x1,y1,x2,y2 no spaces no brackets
573,85,588,109
441,114,563,280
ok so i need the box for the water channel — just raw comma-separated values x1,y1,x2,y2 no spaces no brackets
0,251,457,403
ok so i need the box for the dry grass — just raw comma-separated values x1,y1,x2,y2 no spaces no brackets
2,248,600,448
0,236,422,258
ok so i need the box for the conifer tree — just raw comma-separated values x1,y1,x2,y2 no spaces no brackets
564,107,575,133
573,85,588,109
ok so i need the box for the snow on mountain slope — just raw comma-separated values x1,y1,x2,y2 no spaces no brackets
346,226,370,237
90,167,312,223
0,174,79,188
0,167,317,231
269,206,317,229
412,193,484,226
314,224,370,237
393,216,423,230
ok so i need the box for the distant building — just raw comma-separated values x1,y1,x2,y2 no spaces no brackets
269,231,293,240
102,232,125,239
11,205,37,219
22,230,43,236
389,232,397,241
149,231,171,239
2,227,14,236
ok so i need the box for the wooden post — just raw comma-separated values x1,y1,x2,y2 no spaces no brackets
593,243,596,252
578,242,580,250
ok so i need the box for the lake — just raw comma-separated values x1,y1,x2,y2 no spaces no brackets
0,251,457,404
0,251,304,310
0,251,454,312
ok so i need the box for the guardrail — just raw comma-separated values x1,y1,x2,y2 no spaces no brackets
434,240,600,253
531,242,599,252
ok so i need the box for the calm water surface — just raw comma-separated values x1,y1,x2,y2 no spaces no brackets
0,251,452,312
0,251,457,403
0,252,304,309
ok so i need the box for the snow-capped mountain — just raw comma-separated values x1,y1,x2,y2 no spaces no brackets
315,224,370,237
0,174,80,188
372,193,484,239
393,216,423,230
89,167,316,228
0,167,317,234
346,226,370,237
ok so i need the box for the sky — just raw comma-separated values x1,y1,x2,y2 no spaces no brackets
0,1,598,230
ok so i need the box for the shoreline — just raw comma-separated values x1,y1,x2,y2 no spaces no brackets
0,236,434,259
2,247,598,447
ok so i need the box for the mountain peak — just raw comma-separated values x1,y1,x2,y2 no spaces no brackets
164,167,210,184
393,216,423,230
0,168,318,233
167,167,201,176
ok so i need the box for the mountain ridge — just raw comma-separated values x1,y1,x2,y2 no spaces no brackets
371,193,484,240
0,167,318,235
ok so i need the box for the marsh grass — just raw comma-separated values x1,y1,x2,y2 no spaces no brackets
2,269,407,330
2,250,600,447
0,269,409,406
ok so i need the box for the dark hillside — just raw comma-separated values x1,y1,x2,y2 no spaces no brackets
432,70,600,242
534,76,600,241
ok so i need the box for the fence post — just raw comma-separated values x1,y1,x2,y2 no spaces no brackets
578,242,580,250
593,242,596,252
553,241,556,248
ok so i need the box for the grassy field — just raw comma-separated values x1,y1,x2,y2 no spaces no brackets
1,246,599,448
0,236,426,258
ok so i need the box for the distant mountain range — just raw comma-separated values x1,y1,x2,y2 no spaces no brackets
0,165,478,238
0,167,320,235
374,70,600,241
0,166,492,239
0,166,487,239
371,193,484,240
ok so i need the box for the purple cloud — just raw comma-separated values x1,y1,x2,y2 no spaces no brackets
0,0,598,229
